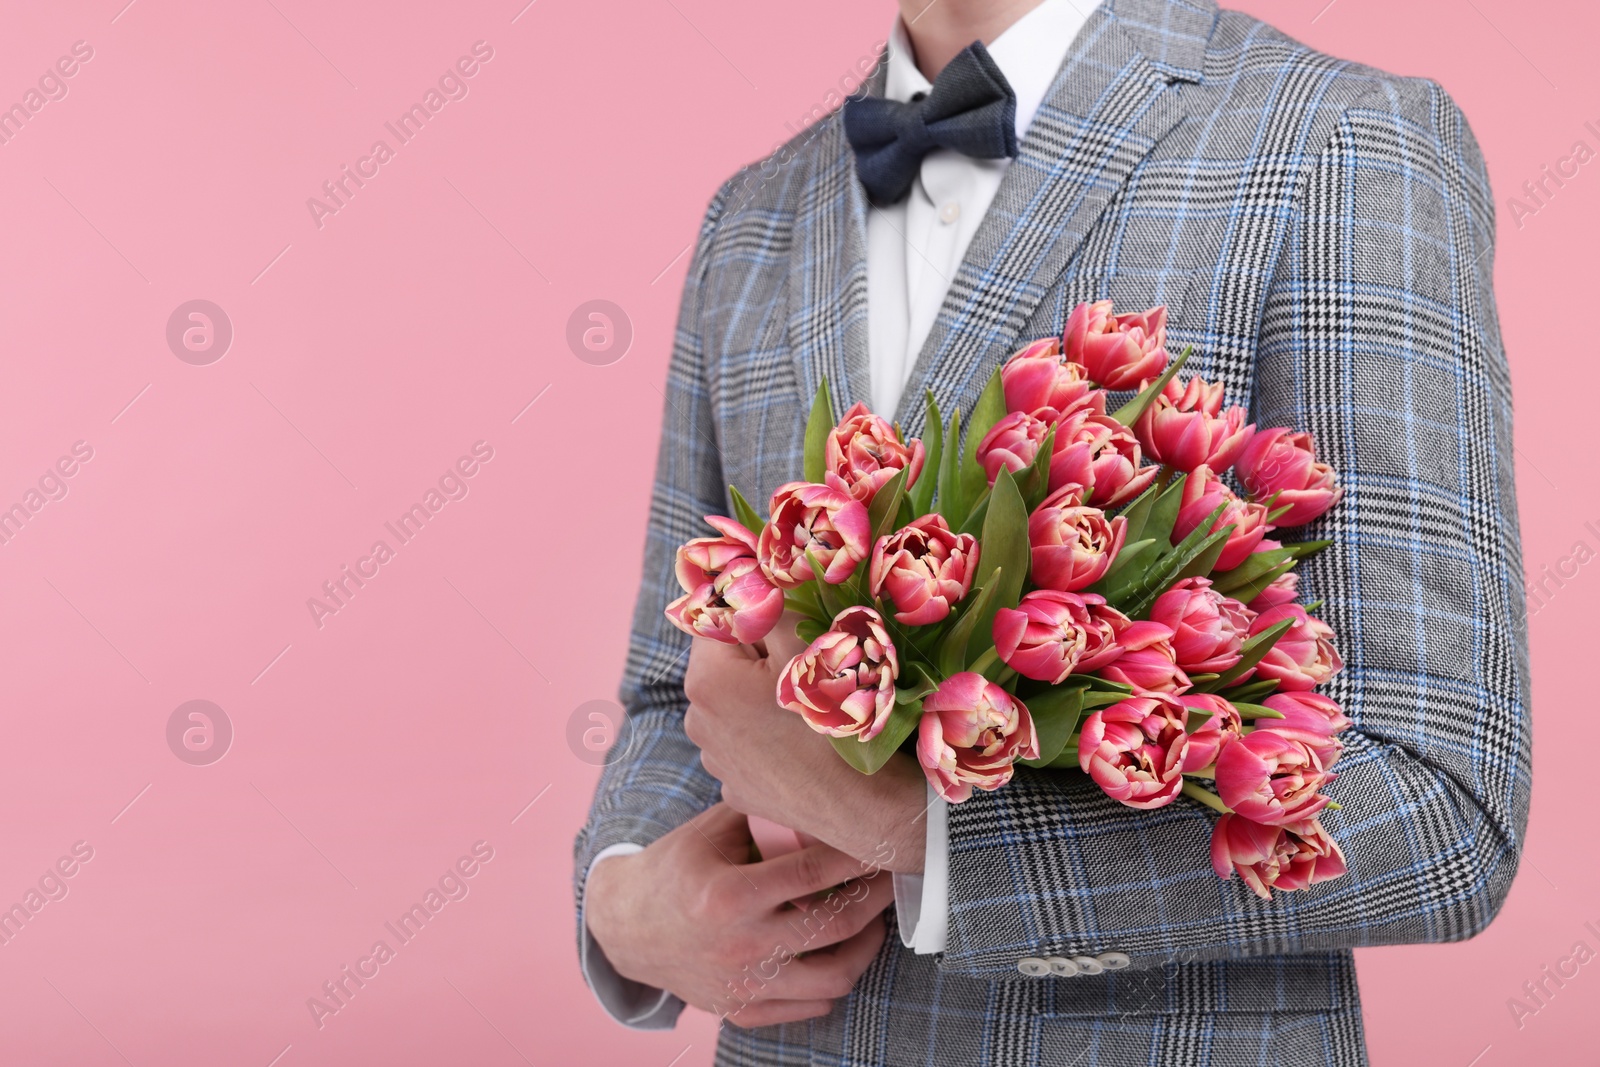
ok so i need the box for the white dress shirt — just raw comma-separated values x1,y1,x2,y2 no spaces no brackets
870,0,1092,956
582,0,1094,1024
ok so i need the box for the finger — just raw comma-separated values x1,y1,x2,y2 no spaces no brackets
763,913,888,1000
686,802,752,853
719,998,835,1029
771,871,893,952
751,842,877,905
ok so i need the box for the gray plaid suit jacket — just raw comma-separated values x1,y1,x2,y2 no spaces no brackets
574,1,1529,1062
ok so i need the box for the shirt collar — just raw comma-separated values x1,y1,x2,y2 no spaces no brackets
885,0,1099,139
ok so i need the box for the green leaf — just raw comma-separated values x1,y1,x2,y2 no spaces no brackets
938,407,963,522
1196,618,1295,692
910,392,942,515
830,698,923,775
1089,538,1161,602
868,468,909,543
958,367,1007,515
1233,702,1286,720
1115,478,1163,544
1219,677,1281,703
1083,675,1134,693
1143,472,1189,548
973,467,1029,642
1174,528,1230,582
1113,503,1230,618
795,617,826,644
937,578,1001,678
728,485,764,534
1080,688,1133,709
1018,686,1086,767
806,550,847,619
1018,424,1058,512
1110,344,1192,426
784,588,827,623
802,378,835,484
957,487,992,536
896,662,939,705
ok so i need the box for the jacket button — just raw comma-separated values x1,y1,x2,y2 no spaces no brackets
1046,956,1079,977
1017,957,1050,977
1098,951,1131,970
1071,955,1104,975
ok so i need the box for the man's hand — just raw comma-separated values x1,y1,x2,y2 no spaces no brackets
682,623,928,873
585,803,892,1027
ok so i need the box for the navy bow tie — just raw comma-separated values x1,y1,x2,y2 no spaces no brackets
843,41,1018,205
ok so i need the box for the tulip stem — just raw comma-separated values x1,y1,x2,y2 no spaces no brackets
1181,781,1231,814
1182,766,1216,780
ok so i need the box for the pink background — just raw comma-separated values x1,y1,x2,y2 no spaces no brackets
0,0,1590,1063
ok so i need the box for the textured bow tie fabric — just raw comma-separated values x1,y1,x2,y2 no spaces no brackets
843,41,1019,204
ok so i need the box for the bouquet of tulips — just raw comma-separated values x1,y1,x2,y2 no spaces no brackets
665,300,1352,900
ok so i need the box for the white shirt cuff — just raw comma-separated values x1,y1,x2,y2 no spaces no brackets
892,783,949,954
580,844,678,1028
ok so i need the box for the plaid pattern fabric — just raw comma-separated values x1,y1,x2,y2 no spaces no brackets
574,1,1529,1062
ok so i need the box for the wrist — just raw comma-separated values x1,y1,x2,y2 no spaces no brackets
858,755,928,874
584,852,634,952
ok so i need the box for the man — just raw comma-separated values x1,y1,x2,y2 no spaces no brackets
576,0,1529,1063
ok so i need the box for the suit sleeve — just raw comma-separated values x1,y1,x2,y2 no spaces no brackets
572,180,736,1022
935,82,1531,977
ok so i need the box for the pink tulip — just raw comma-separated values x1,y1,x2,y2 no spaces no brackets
1210,814,1347,900
1048,408,1160,506
1260,692,1349,767
1134,376,1254,473
869,514,980,625
759,480,872,588
1262,692,1351,736
672,515,761,590
665,558,785,645
1181,693,1242,772
826,402,926,504
1250,604,1342,691
918,672,1038,803
1079,597,1134,672
1028,485,1126,591
1149,576,1254,674
664,516,784,645
1063,300,1171,390
1078,694,1189,809
1235,427,1342,527
1247,570,1299,611
1094,619,1191,694
1000,337,1104,418
1215,728,1337,826
992,590,1097,684
1172,466,1270,571
777,606,899,741
976,410,1051,483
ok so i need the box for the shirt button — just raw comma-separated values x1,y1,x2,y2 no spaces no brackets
1071,955,1105,975
1017,957,1050,977
1098,951,1132,971
939,201,961,224
1046,956,1080,977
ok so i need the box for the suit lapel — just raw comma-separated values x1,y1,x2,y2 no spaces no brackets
893,0,1213,433
787,99,878,420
